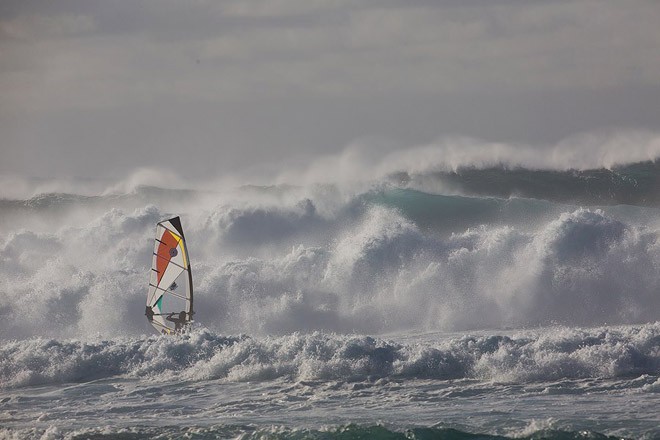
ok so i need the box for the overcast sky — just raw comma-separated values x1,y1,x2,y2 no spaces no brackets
1,0,660,180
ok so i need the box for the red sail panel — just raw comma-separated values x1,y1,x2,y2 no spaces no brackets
156,229,179,284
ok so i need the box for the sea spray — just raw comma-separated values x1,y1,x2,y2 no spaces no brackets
2,182,660,339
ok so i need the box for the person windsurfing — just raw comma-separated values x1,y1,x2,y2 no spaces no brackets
145,217,194,335
165,311,188,332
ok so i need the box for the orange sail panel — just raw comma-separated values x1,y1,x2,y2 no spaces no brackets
156,230,180,284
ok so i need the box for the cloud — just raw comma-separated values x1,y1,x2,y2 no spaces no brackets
2,0,660,112
1,0,659,179
0,14,95,40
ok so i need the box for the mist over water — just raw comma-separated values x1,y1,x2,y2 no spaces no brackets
2,138,660,340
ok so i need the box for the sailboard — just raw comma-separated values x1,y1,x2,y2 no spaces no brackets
145,216,194,334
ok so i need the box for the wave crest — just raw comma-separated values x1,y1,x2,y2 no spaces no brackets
1,324,657,389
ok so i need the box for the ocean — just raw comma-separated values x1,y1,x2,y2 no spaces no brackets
1,160,659,439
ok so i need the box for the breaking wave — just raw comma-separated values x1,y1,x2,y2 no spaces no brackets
1,323,658,389
2,164,660,339
402,160,660,207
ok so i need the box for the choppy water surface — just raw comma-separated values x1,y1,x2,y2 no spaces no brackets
2,325,659,439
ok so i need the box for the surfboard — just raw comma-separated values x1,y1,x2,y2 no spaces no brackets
145,216,194,334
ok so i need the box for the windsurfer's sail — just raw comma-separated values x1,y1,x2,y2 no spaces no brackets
145,216,193,334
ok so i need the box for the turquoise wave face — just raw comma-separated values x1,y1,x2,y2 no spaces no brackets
360,188,555,233
398,160,660,207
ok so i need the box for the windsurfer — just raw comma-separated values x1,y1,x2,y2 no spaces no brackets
166,311,188,332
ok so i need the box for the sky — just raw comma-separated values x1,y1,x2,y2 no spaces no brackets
1,0,660,181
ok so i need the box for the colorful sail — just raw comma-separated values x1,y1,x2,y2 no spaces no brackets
145,216,193,334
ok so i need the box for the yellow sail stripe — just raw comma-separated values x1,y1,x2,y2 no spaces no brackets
175,235,187,267
166,228,188,267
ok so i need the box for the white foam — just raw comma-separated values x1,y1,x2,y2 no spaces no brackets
0,323,657,389
2,183,660,340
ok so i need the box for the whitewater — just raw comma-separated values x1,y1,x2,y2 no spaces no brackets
1,144,660,439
